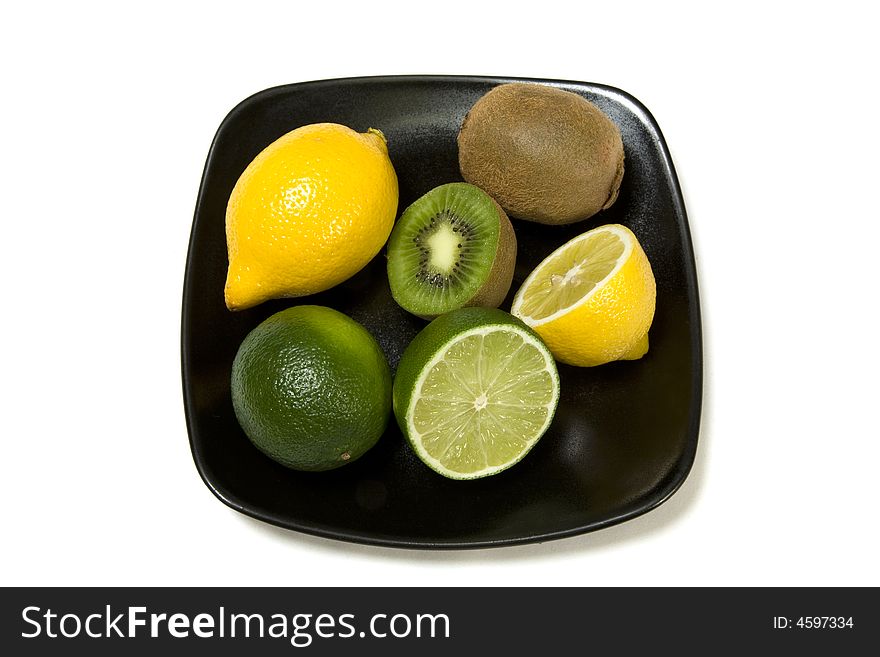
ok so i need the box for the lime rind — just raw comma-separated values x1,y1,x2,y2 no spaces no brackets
404,323,560,480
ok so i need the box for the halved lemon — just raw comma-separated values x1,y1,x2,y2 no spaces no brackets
511,224,656,367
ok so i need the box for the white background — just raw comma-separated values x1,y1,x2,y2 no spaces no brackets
2,1,878,586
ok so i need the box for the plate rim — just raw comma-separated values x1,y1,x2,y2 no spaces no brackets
181,74,703,550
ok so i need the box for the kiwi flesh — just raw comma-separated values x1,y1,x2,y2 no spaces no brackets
458,82,625,225
387,183,516,319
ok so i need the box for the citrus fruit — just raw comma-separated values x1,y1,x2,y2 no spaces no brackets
510,223,656,367
231,305,391,471
224,123,398,310
393,308,560,480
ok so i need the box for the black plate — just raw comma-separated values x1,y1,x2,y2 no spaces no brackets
182,75,702,549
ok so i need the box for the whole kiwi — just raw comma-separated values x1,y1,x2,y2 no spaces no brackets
458,83,625,225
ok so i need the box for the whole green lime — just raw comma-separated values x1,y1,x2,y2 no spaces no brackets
231,305,391,471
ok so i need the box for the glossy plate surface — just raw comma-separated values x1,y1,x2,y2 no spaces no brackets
182,75,702,549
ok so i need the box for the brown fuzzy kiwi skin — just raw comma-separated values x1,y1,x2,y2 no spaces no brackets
458,83,625,225
414,199,516,321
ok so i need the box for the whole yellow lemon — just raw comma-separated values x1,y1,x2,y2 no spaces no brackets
224,123,398,310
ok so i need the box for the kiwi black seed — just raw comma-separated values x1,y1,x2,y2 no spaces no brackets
386,183,516,319
458,82,625,225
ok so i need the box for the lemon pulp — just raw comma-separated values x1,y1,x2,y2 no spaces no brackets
518,230,626,321
511,224,656,367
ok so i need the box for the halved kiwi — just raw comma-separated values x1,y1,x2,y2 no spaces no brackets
387,183,516,319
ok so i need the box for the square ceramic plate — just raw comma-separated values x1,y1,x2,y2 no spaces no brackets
182,75,702,549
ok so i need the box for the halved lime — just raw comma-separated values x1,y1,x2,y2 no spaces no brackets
393,308,560,479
